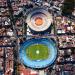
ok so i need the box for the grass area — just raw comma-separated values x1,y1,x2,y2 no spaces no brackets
26,44,49,61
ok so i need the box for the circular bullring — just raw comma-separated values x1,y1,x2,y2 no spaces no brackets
26,7,53,32
19,38,57,69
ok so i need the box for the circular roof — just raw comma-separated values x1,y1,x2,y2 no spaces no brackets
26,8,53,32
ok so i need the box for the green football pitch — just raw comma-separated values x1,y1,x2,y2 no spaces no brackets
26,44,49,61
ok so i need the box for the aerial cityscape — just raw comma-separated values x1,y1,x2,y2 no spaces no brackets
0,0,75,75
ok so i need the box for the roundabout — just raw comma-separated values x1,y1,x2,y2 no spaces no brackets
19,38,57,69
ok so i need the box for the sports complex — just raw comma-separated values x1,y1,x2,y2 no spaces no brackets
19,38,57,69
19,7,57,69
